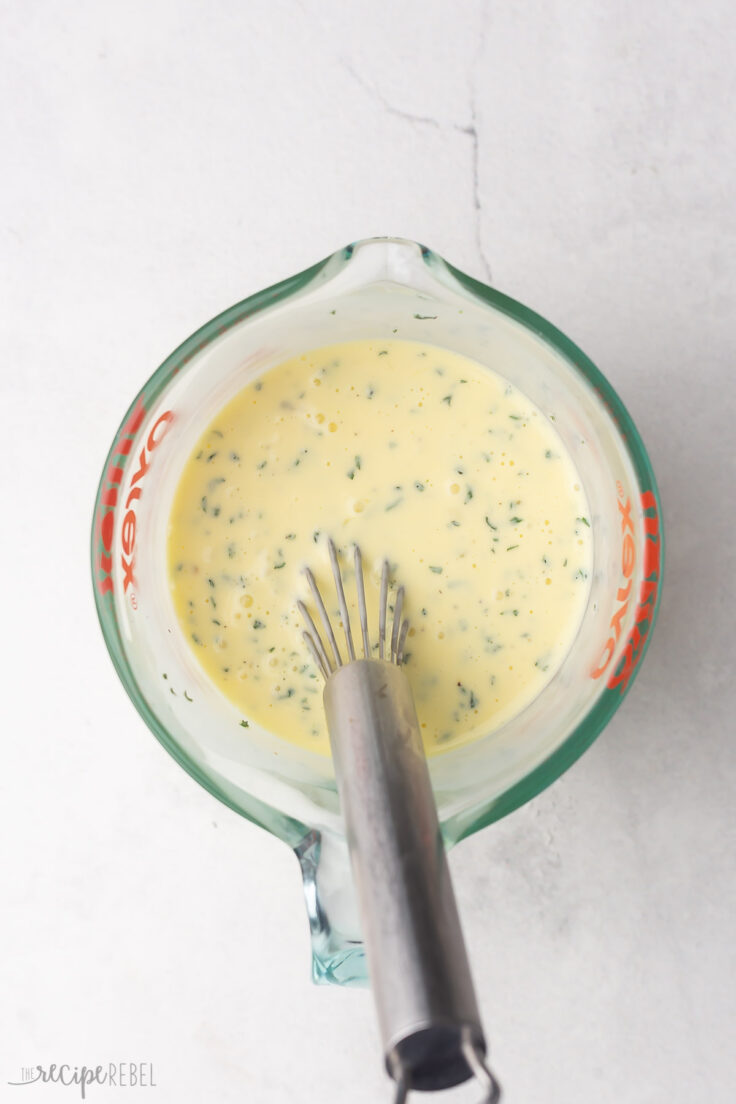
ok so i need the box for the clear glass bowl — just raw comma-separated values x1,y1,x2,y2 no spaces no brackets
91,237,663,983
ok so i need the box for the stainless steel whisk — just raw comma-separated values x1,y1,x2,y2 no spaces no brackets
299,538,501,1103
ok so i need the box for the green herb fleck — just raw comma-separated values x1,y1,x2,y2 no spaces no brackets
507,545,519,551
510,516,523,524
485,516,497,530
442,394,453,405
206,451,218,462
184,691,193,702
414,313,438,320
377,350,388,356
429,565,443,574
385,498,402,511
465,486,474,503
577,516,590,527
240,720,249,728
273,562,286,570
253,619,265,629
414,481,425,492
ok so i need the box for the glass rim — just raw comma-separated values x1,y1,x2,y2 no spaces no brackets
91,237,664,848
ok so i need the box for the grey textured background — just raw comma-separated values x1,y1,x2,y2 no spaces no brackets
1,1,734,1101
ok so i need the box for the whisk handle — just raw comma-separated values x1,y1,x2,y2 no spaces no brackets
323,659,494,1094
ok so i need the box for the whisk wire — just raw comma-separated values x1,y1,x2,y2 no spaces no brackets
305,565,343,669
378,559,389,660
296,599,332,676
354,544,371,658
328,537,356,662
391,585,405,663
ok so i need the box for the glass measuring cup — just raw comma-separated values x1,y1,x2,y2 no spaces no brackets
91,237,663,984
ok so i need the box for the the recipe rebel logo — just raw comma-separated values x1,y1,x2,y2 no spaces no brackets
591,485,661,693
8,1063,156,1098
94,401,173,603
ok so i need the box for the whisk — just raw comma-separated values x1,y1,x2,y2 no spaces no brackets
298,538,501,1103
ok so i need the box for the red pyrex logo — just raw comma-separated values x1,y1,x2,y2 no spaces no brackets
94,400,173,600
591,486,661,693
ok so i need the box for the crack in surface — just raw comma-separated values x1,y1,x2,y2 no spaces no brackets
467,0,492,282
340,7,492,284
341,59,441,130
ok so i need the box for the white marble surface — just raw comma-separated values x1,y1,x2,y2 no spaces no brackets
2,1,734,1101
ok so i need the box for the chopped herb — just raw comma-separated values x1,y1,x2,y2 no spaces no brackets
442,394,453,405
429,565,443,574
285,533,296,540
377,350,388,356
208,577,215,588
162,673,168,680
191,633,202,645
206,451,218,462
485,516,497,530
211,429,223,438
449,519,461,527
414,481,425,492
254,381,263,391
227,544,237,558
577,516,590,527
201,496,208,512
240,720,249,727
414,313,438,319
313,530,321,543
253,619,265,629
385,498,402,511
510,516,523,524
212,618,221,626
257,459,268,470
507,545,519,551
354,455,362,469
184,691,193,702
273,562,286,570
212,506,220,517
509,415,522,422
465,486,474,503
230,451,240,461
545,449,553,459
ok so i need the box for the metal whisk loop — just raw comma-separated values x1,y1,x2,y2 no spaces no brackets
299,540,409,680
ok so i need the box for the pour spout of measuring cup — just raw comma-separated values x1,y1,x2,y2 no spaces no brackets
299,540,502,1102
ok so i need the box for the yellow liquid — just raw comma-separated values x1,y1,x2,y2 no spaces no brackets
168,340,592,755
